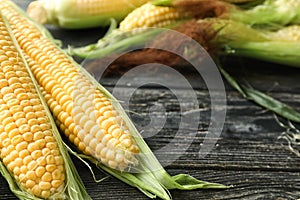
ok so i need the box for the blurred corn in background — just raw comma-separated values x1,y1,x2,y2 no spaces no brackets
27,0,150,28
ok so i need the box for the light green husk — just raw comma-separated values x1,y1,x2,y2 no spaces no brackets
0,11,92,200
218,64,300,123
68,27,163,59
219,62,300,162
68,19,185,58
27,0,149,29
154,0,300,26
229,0,300,26
201,19,300,122
224,41,300,67
71,17,300,67
201,18,300,68
7,1,227,199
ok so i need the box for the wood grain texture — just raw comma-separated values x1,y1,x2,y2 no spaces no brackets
1,0,300,199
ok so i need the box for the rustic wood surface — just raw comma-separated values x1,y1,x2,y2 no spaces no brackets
1,0,300,199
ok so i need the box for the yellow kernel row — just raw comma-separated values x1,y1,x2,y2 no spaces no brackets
0,11,65,199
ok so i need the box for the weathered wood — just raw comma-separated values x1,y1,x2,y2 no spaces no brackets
1,0,300,199
1,166,299,200
1,84,300,199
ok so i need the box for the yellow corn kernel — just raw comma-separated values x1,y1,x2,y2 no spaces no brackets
0,12,65,199
117,3,185,31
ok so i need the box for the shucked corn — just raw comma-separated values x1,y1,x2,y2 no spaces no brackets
0,13,65,199
1,0,139,171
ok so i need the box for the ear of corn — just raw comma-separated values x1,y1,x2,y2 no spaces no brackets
0,7,91,200
120,0,259,31
1,0,227,199
70,2,186,58
5,0,141,173
27,0,150,29
119,2,187,31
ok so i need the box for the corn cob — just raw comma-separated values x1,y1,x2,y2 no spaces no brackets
119,2,187,31
2,0,139,172
27,0,150,29
0,11,91,200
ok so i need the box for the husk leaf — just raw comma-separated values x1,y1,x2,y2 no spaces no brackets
229,0,300,26
218,64,300,123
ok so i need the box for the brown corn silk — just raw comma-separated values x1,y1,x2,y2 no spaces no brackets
0,13,66,199
85,19,216,76
0,0,139,172
172,0,235,19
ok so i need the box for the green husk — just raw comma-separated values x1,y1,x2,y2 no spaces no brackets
72,17,300,68
69,28,163,58
68,19,185,59
201,18,300,68
154,0,300,26
203,19,300,122
67,18,119,57
8,1,227,199
0,8,92,200
218,64,300,123
229,0,300,26
224,41,300,67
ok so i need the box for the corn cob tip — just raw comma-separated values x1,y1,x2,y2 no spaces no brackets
27,1,48,25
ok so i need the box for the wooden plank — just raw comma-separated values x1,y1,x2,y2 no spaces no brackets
1,167,300,199
82,56,300,93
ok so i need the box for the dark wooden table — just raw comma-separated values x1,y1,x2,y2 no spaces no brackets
1,1,300,199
